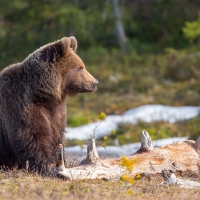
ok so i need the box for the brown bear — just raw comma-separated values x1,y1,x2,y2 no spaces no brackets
0,36,98,172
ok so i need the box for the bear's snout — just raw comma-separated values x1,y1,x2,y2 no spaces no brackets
93,80,99,87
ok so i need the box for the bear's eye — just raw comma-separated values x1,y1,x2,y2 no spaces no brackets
77,66,83,71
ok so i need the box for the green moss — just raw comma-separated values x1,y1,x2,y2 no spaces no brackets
68,115,88,127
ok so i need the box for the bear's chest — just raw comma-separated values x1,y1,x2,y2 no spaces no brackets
30,102,66,139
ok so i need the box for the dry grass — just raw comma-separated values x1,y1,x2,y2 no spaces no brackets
0,170,199,200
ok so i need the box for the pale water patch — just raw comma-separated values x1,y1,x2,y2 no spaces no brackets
65,104,200,140
65,136,188,159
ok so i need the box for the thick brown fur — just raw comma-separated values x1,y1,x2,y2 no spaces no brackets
0,37,98,172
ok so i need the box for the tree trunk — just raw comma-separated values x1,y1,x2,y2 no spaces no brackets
111,0,127,53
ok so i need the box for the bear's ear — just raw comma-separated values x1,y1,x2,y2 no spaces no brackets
69,36,77,52
61,37,71,53
40,37,70,63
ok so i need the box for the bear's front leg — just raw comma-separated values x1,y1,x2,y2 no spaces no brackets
12,124,64,174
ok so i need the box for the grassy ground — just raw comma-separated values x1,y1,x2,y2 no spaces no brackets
0,170,199,200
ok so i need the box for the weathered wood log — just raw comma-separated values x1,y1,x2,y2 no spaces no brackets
58,144,65,171
195,136,200,154
138,130,154,151
161,169,200,189
58,131,200,180
79,137,100,165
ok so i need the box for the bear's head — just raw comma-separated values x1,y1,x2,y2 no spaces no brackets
39,36,98,97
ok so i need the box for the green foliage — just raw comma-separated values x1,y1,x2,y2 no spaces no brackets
67,114,89,127
186,115,200,140
0,0,112,68
76,140,84,148
1,0,200,68
123,0,199,51
183,13,200,43
67,110,95,127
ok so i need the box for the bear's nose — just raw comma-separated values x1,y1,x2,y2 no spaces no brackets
93,80,99,86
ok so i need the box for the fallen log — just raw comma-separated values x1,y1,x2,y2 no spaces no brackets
58,130,200,181
161,169,200,189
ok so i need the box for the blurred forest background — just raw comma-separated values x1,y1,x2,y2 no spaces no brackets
1,0,200,145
